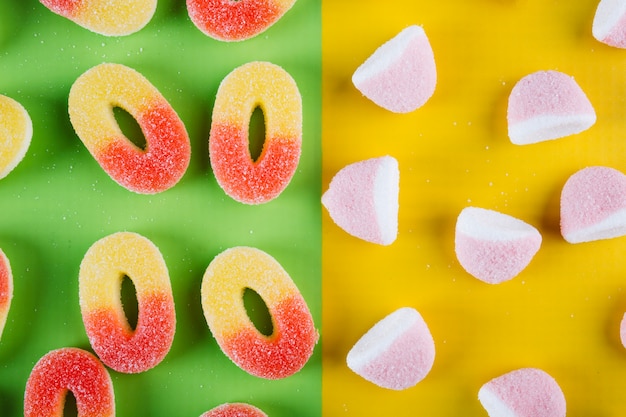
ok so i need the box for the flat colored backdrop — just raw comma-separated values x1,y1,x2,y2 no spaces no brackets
0,1,321,416
322,1,626,416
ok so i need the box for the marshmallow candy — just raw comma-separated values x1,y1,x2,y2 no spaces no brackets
560,166,626,243
352,25,437,113
346,307,435,390
0,95,32,180
39,0,156,36
620,313,626,348
592,0,626,48
455,207,542,284
507,70,595,145
322,156,399,245
478,368,566,417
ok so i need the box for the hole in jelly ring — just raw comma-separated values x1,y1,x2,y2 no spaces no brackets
0,248,12,341
24,348,115,417
79,232,176,374
39,0,157,36
201,246,318,379
69,63,191,194
209,61,302,204
186,0,297,42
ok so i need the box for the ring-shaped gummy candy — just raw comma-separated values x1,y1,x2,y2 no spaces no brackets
24,348,115,417
209,61,302,204
69,63,191,194
0,95,32,180
201,246,318,379
39,0,157,36
186,0,297,41
79,231,176,374
0,249,12,341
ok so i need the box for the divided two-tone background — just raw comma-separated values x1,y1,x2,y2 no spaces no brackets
0,0,625,415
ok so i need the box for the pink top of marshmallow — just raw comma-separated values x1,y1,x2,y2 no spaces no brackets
352,25,436,113
508,71,593,124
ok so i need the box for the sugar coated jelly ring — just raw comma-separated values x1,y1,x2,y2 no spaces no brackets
79,231,176,374
202,246,318,379
186,0,297,42
24,348,115,417
0,95,32,180
39,0,157,36
209,61,302,204
0,249,12,340
69,63,191,194
200,403,268,417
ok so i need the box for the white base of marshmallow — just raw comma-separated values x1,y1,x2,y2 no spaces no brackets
508,113,596,145
593,0,626,48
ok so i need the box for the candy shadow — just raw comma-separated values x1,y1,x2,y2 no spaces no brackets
540,174,568,238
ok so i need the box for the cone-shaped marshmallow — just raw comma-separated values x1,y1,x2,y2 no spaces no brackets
346,307,435,390
592,0,626,48
322,156,399,245
352,25,436,113
455,207,542,284
560,166,626,243
507,70,595,145
620,313,626,348
478,368,566,417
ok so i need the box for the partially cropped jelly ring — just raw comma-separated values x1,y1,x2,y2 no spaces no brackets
69,63,191,194
209,61,302,204
201,403,268,417
201,246,318,379
0,95,32,180
0,248,13,341
24,348,115,417
186,0,297,41
39,0,157,36
79,232,176,374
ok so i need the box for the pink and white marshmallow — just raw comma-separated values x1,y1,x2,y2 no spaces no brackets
620,312,626,348
592,0,626,48
346,307,435,390
560,166,626,243
322,156,399,245
352,25,437,113
507,70,595,145
478,368,566,417
455,207,542,284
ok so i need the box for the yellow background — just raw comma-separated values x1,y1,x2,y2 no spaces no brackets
322,1,626,416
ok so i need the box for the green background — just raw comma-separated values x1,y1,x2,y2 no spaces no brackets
0,1,321,416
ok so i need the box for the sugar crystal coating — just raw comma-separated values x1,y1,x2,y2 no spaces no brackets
478,368,566,417
24,347,115,417
507,70,595,144
352,25,437,113
202,246,318,379
560,166,626,243
39,0,157,36
0,249,12,341
200,402,268,417
209,61,302,204
346,307,435,390
187,0,297,41
322,155,399,245
455,207,542,284
0,95,32,180
592,0,626,48
69,63,191,194
79,231,176,374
